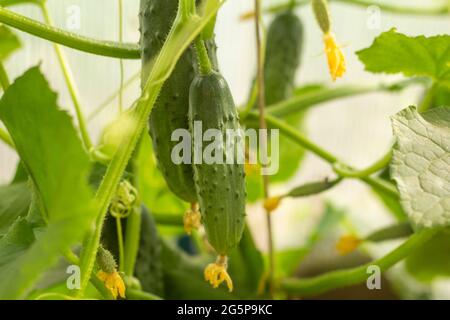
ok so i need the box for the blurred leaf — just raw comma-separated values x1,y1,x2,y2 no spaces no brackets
357,30,450,87
371,168,407,221
270,111,306,183
10,161,28,184
228,225,264,298
160,239,234,299
405,231,450,282
431,84,450,107
390,106,450,229
287,177,341,198
275,203,345,278
134,206,164,297
0,0,43,6
293,83,326,96
0,182,31,235
0,67,96,299
0,25,20,61
245,163,264,203
136,134,186,213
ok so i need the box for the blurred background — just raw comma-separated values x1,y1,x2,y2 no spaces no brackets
0,0,449,299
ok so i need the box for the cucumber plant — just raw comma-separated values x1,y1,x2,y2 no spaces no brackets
0,0,448,301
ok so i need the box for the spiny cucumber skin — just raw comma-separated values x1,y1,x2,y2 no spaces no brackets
140,0,197,203
264,11,303,105
189,72,246,255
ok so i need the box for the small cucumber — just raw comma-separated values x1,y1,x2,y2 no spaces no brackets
264,10,303,105
189,71,246,255
140,0,197,203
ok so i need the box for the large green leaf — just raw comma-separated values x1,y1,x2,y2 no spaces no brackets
0,182,31,235
0,67,96,299
390,106,450,229
0,24,20,61
357,30,450,87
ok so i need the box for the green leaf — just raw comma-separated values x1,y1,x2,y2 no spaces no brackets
0,24,20,61
287,177,341,198
357,30,450,87
390,106,450,229
228,226,264,298
271,112,306,183
0,0,42,6
160,239,233,300
275,203,345,279
0,67,96,299
0,182,31,235
405,231,450,282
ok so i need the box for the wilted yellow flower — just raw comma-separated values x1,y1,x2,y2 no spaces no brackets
183,203,201,235
323,32,346,81
336,235,361,256
263,196,282,213
97,270,126,299
204,255,233,292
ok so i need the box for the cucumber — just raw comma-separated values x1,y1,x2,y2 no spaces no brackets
134,205,164,297
265,10,305,182
189,71,246,256
264,10,303,105
140,0,197,203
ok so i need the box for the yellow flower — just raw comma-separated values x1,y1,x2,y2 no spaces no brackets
204,255,233,292
336,235,361,256
244,162,261,176
97,270,126,299
263,196,282,213
183,203,201,235
323,32,346,81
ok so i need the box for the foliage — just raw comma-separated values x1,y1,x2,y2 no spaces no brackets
0,0,448,300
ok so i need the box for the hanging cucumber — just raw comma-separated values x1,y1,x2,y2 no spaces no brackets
189,40,246,292
264,10,303,105
134,206,164,297
266,9,305,182
140,0,197,204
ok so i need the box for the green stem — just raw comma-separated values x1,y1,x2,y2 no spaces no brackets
76,0,224,297
123,206,141,277
243,111,399,199
0,61,10,90
264,78,424,118
0,0,43,7
0,6,140,59
365,222,413,242
126,289,162,300
115,217,125,272
39,2,92,151
281,228,439,296
333,150,392,178
251,0,449,18
87,71,140,121
194,37,212,75
418,82,438,113
253,0,275,297
62,250,114,300
118,0,124,112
